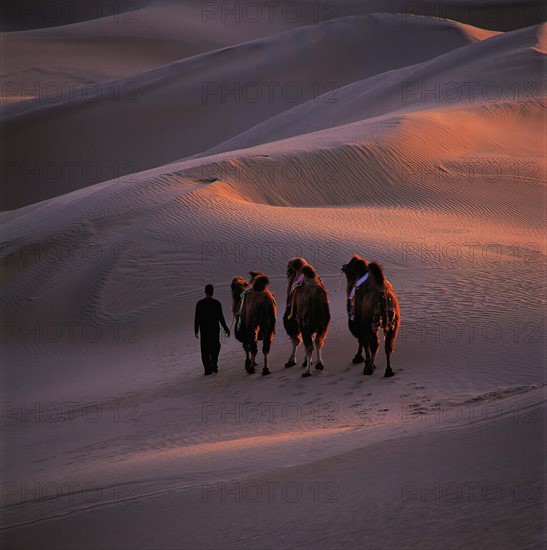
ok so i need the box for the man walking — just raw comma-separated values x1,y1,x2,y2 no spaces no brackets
194,284,230,375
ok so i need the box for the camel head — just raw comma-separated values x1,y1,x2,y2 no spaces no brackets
231,275,248,313
286,257,307,279
342,255,369,285
249,271,263,283
251,274,270,292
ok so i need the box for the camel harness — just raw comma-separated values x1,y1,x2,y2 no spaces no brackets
348,273,369,320
235,288,251,331
286,274,305,320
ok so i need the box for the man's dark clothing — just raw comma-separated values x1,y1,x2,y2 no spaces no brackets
194,297,229,374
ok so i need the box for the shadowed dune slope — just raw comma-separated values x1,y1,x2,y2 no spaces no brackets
200,23,545,156
1,14,503,209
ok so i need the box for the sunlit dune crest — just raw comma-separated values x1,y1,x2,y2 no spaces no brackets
532,21,547,52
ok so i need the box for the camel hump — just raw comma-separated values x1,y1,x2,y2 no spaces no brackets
300,264,316,278
252,275,270,291
232,275,246,286
249,270,263,282
368,262,385,286
289,257,306,269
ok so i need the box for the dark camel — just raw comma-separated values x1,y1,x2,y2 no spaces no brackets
284,258,330,377
231,272,276,375
342,255,400,377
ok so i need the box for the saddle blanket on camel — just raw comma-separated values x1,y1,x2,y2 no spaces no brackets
348,273,397,331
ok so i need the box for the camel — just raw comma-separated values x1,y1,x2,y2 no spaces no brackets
284,258,330,377
342,255,400,377
231,272,276,376
283,257,306,368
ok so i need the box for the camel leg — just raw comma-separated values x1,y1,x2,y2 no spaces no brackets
248,354,257,374
314,328,327,371
314,344,325,371
247,338,258,374
362,333,374,375
384,329,396,377
285,337,300,368
301,330,314,378
349,319,364,364
302,352,313,377
367,331,380,374
262,353,271,376
244,345,252,371
353,343,364,364
262,332,272,376
284,310,301,367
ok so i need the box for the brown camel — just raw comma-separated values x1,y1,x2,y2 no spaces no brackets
231,272,276,375
342,255,400,377
284,258,330,377
283,257,306,368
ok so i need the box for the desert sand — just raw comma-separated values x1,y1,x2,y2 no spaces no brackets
1,1,545,548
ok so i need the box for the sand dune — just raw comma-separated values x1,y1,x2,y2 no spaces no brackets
2,88,544,394
1,3,545,549
1,0,297,90
201,23,544,155
182,102,546,229
2,13,503,210
3,396,545,549
3,0,542,33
